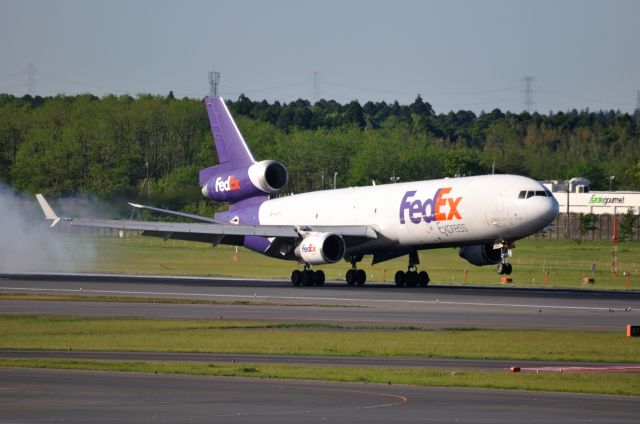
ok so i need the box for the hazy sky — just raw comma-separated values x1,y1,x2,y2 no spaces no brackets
1,0,639,113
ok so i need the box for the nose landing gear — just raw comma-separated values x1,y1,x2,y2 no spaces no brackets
496,243,513,275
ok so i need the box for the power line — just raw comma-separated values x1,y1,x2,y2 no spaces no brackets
322,79,520,97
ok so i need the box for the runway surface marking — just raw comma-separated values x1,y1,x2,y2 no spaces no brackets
297,386,408,409
1,285,633,312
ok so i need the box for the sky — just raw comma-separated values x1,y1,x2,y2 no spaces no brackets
1,0,639,114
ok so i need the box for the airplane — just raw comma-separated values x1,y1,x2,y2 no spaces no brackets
36,96,559,287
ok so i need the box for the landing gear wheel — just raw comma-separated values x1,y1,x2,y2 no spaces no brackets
394,271,405,287
497,263,513,275
496,241,513,276
418,271,430,287
314,270,325,286
300,270,314,286
346,269,356,286
291,270,301,286
405,271,418,287
356,269,366,286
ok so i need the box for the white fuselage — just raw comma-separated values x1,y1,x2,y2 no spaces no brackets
259,174,559,255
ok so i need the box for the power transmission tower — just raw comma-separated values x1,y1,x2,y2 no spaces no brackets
312,71,319,104
27,63,37,95
522,76,535,113
208,69,220,97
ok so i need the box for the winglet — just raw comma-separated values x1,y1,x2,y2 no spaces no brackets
35,194,61,227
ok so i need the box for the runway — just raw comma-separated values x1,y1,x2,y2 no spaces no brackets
1,273,639,330
2,368,638,423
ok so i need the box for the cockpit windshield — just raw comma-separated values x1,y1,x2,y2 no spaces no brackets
518,189,552,199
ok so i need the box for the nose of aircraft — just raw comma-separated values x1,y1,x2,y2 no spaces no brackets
516,189,559,232
545,194,560,224
532,193,559,228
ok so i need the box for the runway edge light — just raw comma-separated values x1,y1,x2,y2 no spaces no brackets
626,324,640,337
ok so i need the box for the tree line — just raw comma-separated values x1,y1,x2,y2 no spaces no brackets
0,92,639,217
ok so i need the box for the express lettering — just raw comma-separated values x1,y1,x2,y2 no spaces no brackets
399,188,462,224
215,175,241,192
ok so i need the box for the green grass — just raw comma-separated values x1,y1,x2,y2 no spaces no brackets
30,234,640,290
1,316,638,362
0,292,353,308
2,358,639,396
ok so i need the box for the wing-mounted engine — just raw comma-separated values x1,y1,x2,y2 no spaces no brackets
458,244,502,266
295,232,346,265
200,160,289,203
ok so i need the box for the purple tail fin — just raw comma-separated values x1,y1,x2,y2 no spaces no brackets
199,96,255,186
199,96,289,212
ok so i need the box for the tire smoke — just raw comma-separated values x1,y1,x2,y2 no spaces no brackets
0,185,96,273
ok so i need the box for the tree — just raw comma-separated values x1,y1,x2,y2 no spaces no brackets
619,208,638,241
409,95,434,117
578,213,598,240
344,100,366,129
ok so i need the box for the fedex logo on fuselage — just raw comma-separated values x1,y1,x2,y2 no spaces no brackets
399,188,462,224
215,175,241,192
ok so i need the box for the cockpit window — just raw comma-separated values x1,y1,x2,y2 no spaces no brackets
519,189,551,199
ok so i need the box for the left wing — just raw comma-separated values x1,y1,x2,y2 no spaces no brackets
35,194,377,245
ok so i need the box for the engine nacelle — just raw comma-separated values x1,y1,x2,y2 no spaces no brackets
200,160,288,203
248,160,289,194
295,233,346,265
458,244,502,266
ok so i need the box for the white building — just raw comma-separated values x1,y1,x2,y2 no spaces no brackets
543,178,640,215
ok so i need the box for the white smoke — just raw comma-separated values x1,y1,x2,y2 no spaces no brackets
0,184,97,273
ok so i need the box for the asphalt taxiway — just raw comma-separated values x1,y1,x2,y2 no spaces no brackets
2,274,639,422
1,273,639,330
2,368,638,423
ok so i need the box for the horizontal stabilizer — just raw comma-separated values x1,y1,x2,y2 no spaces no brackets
35,194,61,227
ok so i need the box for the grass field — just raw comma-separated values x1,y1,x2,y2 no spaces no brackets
2,315,639,396
2,316,638,363
38,234,640,290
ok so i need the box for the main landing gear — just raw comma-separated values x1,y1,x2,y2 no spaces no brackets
291,265,325,287
394,250,430,287
345,255,366,286
496,243,513,275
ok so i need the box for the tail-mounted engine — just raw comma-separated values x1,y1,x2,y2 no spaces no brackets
458,244,502,266
200,160,289,203
295,233,346,265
